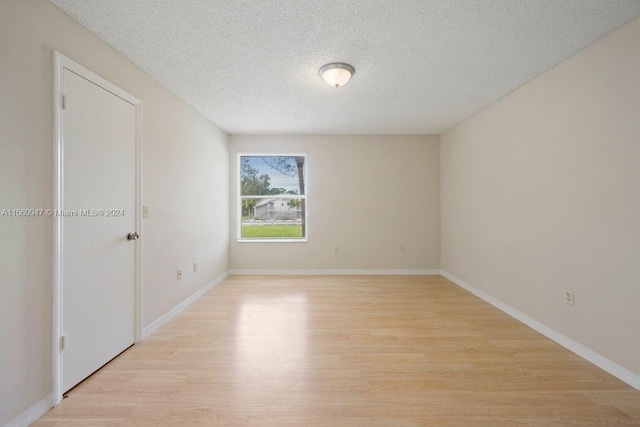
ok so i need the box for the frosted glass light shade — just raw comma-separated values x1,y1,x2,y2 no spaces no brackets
319,63,355,88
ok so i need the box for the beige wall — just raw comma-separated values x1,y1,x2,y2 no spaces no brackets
441,17,640,374
0,1,229,423
229,135,440,271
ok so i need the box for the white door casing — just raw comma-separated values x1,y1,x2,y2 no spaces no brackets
52,51,143,404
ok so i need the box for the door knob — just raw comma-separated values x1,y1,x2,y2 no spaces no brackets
127,232,139,241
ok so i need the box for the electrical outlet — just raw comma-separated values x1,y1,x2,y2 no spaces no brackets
400,245,406,254
177,269,182,280
334,247,339,255
142,205,149,219
193,262,198,272
564,290,574,305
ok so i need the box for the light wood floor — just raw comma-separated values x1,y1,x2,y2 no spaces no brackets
35,275,640,426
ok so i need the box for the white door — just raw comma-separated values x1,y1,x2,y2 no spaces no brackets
62,68,136,392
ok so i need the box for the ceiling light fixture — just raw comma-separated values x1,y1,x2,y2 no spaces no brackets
318,62,355,88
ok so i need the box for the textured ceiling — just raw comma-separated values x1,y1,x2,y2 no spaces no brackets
49,1,640,135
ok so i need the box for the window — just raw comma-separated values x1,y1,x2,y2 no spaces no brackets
238,154,307,241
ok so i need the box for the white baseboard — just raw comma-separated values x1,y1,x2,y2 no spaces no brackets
228,269,442,276
142,271,229,339
441,270,640,391
3,394,53,427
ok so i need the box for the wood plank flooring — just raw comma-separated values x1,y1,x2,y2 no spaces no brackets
34,275,640,426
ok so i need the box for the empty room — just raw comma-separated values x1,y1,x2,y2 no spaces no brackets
2,0,640,425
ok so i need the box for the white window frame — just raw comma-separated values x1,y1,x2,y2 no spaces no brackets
237,153,308,243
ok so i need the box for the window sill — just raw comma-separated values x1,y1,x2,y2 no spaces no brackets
237,238,308,243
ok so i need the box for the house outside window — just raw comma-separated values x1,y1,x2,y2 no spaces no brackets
238,154,307,241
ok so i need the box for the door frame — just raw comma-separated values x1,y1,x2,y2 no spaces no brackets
51,51,143,406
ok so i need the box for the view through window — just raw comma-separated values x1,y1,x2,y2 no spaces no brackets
239,155,306,240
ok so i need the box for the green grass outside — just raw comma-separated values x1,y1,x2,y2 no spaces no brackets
241,224,303,238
